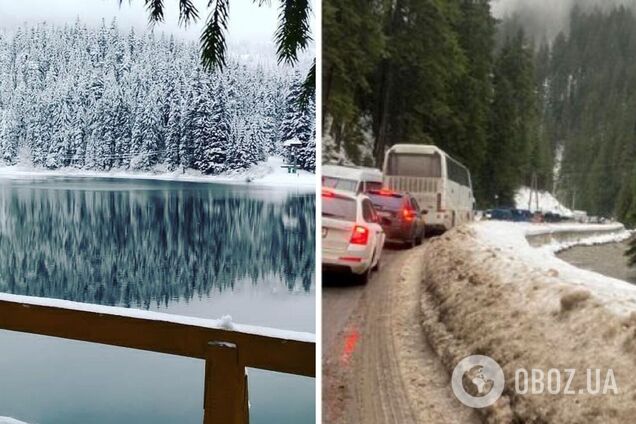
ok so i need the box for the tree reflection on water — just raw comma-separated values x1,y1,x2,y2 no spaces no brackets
0,180,315,309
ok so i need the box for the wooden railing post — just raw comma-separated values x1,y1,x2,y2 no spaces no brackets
203,341,249,424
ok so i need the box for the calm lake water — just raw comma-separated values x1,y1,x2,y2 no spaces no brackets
0,176,315,424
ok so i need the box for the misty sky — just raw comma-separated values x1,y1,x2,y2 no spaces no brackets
491,0,636,40
0,0,282,42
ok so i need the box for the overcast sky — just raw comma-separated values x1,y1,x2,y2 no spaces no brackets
0,0,288,43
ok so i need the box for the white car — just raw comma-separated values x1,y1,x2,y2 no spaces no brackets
322,164,383,194
321,188,386,284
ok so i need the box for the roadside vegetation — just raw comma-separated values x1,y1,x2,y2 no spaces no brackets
324,0,636,225
323,0,548,209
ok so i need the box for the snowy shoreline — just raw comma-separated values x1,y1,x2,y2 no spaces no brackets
0,157,316,191
0,418,29,424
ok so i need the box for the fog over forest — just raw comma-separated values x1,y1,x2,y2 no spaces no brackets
491,0,636,40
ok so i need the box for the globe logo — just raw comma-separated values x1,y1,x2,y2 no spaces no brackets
451,355,505,408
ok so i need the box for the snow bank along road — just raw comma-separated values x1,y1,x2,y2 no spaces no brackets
421,222,636,423
323,222,633,424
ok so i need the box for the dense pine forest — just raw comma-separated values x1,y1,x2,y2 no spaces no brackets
324,0,636,224
537,5,636,224
323,0,548,209
0,21,316,174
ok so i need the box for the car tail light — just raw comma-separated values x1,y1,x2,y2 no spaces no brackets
339,256,363,262
350,225,369,245
402,208,416,222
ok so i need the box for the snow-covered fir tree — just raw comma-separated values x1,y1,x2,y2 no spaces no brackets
0,21,316,174
279,77,316,172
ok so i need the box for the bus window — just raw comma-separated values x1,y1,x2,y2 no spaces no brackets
447,158,470,186
364,181,383,193
386,153,442,178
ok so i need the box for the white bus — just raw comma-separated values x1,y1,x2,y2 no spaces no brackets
382,144,475,232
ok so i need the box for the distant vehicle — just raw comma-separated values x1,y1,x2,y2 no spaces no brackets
367,189,426,247
573,210,588,223
322,164,383,194
511,209,533,222
543,212,563,223
321,188,386,284
489,209,514,221
383,144,474,232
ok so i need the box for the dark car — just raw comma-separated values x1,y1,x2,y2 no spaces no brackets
511,209,533,222
367,189,426,247
490,208,514,221
543,212,563,223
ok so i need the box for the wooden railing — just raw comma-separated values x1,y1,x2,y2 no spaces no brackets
0,294,316,424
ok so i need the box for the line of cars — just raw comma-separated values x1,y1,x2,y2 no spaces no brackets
483,208,570,223
321,165,427,284
322,145,476,284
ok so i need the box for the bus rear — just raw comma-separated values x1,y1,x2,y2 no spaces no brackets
383,144,475,232
382,145,447,231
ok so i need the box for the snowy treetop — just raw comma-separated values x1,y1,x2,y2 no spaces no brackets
0,20,316,174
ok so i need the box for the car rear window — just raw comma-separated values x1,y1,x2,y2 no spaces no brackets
367,193,404,211
322,176,358,192
322,196,357,221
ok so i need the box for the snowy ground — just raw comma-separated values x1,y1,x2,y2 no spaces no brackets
0,157,315,191
475,221,636,314
419,221,636,423
0,418,29,424
515,186,574,217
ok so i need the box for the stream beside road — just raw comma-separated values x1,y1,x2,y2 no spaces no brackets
557,240,636,284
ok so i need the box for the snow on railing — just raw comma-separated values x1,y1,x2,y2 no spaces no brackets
0,293,315,424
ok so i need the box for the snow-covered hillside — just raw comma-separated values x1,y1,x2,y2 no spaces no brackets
0,21,315,176
515,186,573,217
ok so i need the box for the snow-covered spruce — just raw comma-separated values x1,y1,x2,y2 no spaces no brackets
419,223,636,423
0,21,315,174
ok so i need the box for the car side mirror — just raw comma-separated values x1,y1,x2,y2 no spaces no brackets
421,209,428,215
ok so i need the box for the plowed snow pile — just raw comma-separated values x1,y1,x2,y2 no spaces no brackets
420,222,636,423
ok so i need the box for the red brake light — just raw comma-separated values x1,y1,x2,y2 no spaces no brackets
350,225,369,245
403,208,416,222
378,188,394,196
322,189,335,198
